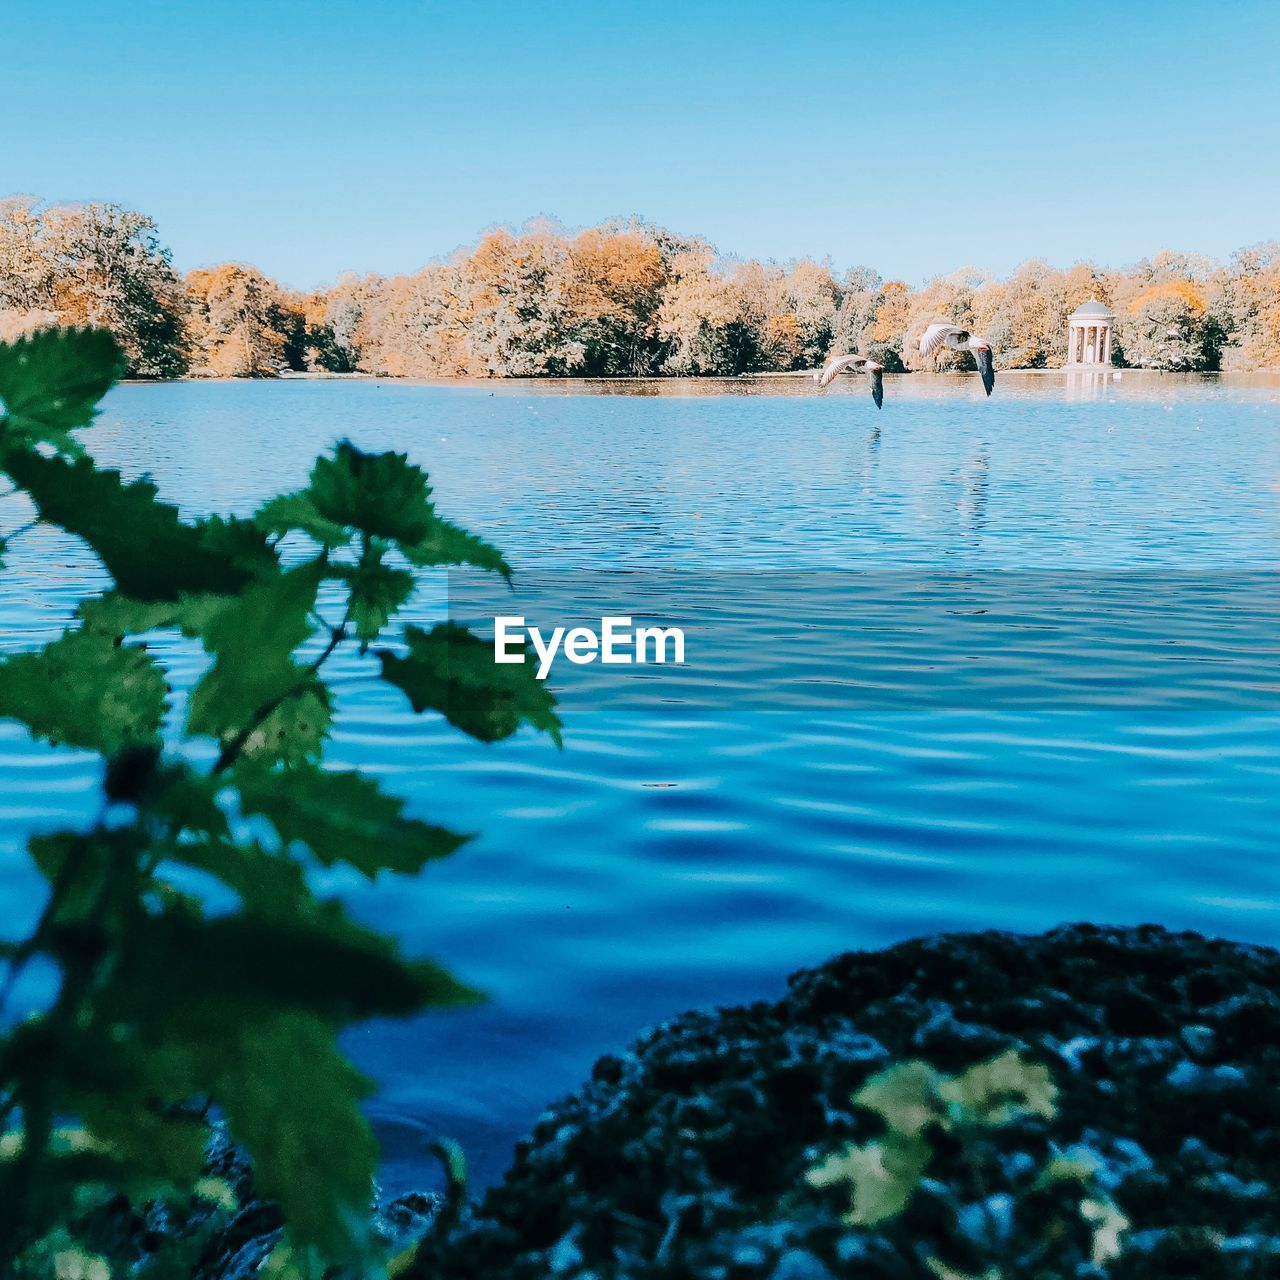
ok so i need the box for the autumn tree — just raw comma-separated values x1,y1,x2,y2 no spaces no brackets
1119,280,1218,370
1218,243,1280,369
829,266,886,364
864,280,914,371
185,264,302,378
0,198,189,377
566,227,667,374
303,273,370,373
657,251,745,374
454,226,584,376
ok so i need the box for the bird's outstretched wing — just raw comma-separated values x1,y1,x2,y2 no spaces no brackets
974,346,995,396
818,353,868,388
868,366,884,409
919,323,966,357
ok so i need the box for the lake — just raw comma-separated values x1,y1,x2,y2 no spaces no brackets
2,371,1279,1193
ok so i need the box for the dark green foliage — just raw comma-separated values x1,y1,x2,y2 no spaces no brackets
400,516,511,579
185,560,325,753
0,328,558,1273
0,327,126,453
333,559,416,644
381,623,562,746
8,453,255,601
235,765,468,877
261,440,511,577
0,630,167,755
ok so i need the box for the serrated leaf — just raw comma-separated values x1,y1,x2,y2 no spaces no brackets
80,590,230,640
332,559,414,643
235,764,467,877
162,837,308,918
853,1061,944,1138
938,1050,1057,1127
187,561,323,749
255,491,351,549
308,442,436,544
238,681,331,767
221,1015,376,1259
5,453,255,602
401,516,511,579
379,622,562,746
807,1133,931,1227
0,327,124,450
77,907,477,1034
195,515,280,581
0,629,166,754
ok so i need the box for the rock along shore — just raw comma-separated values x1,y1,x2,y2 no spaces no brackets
417,923,1280,1279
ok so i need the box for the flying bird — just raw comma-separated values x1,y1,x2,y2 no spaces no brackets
816,353,885,408
919,323,996,396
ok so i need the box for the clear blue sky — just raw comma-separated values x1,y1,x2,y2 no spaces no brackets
4,0,1277,289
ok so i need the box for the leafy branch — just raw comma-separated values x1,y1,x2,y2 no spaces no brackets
0,327,560,1274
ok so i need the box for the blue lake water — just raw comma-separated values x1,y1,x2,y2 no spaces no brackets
2,371,1279,1192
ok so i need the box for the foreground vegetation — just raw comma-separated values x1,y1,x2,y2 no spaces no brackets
3,196,1279,380
0,327,558,1274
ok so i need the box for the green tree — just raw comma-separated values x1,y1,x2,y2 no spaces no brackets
0,327,560,1273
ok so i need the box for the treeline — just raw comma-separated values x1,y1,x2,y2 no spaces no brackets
3,196,1279,378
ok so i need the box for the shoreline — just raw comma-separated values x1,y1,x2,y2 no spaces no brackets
124,367,1279,388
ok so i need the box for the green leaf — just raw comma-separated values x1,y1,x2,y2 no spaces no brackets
0,327,124,452
332,559,414,644
854,1061,944,1138
29,828,145,925
219,1014,377,1259
938,1049,1058,1127
379,622,562,746
235,764,467,878
187,561,323,748
255,491,351,549
195,515,280,581
308,442,436,544
161,837,308,918
400,516,511,579
80,590,229,640
74,906,477,1033
237,681,331,767
70,1090,209,1187
807,1133,931,1227
141,763,229,837
4,453,255,602
0,629,166,754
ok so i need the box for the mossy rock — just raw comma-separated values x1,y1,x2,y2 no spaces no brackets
420,924,1280,1279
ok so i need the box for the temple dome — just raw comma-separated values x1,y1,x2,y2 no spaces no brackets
1069,299,1115,319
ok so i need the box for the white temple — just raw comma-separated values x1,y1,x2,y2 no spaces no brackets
1066,299,1115,366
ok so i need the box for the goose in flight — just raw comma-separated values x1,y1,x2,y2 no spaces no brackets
816,353,885,408
919,323,996,396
